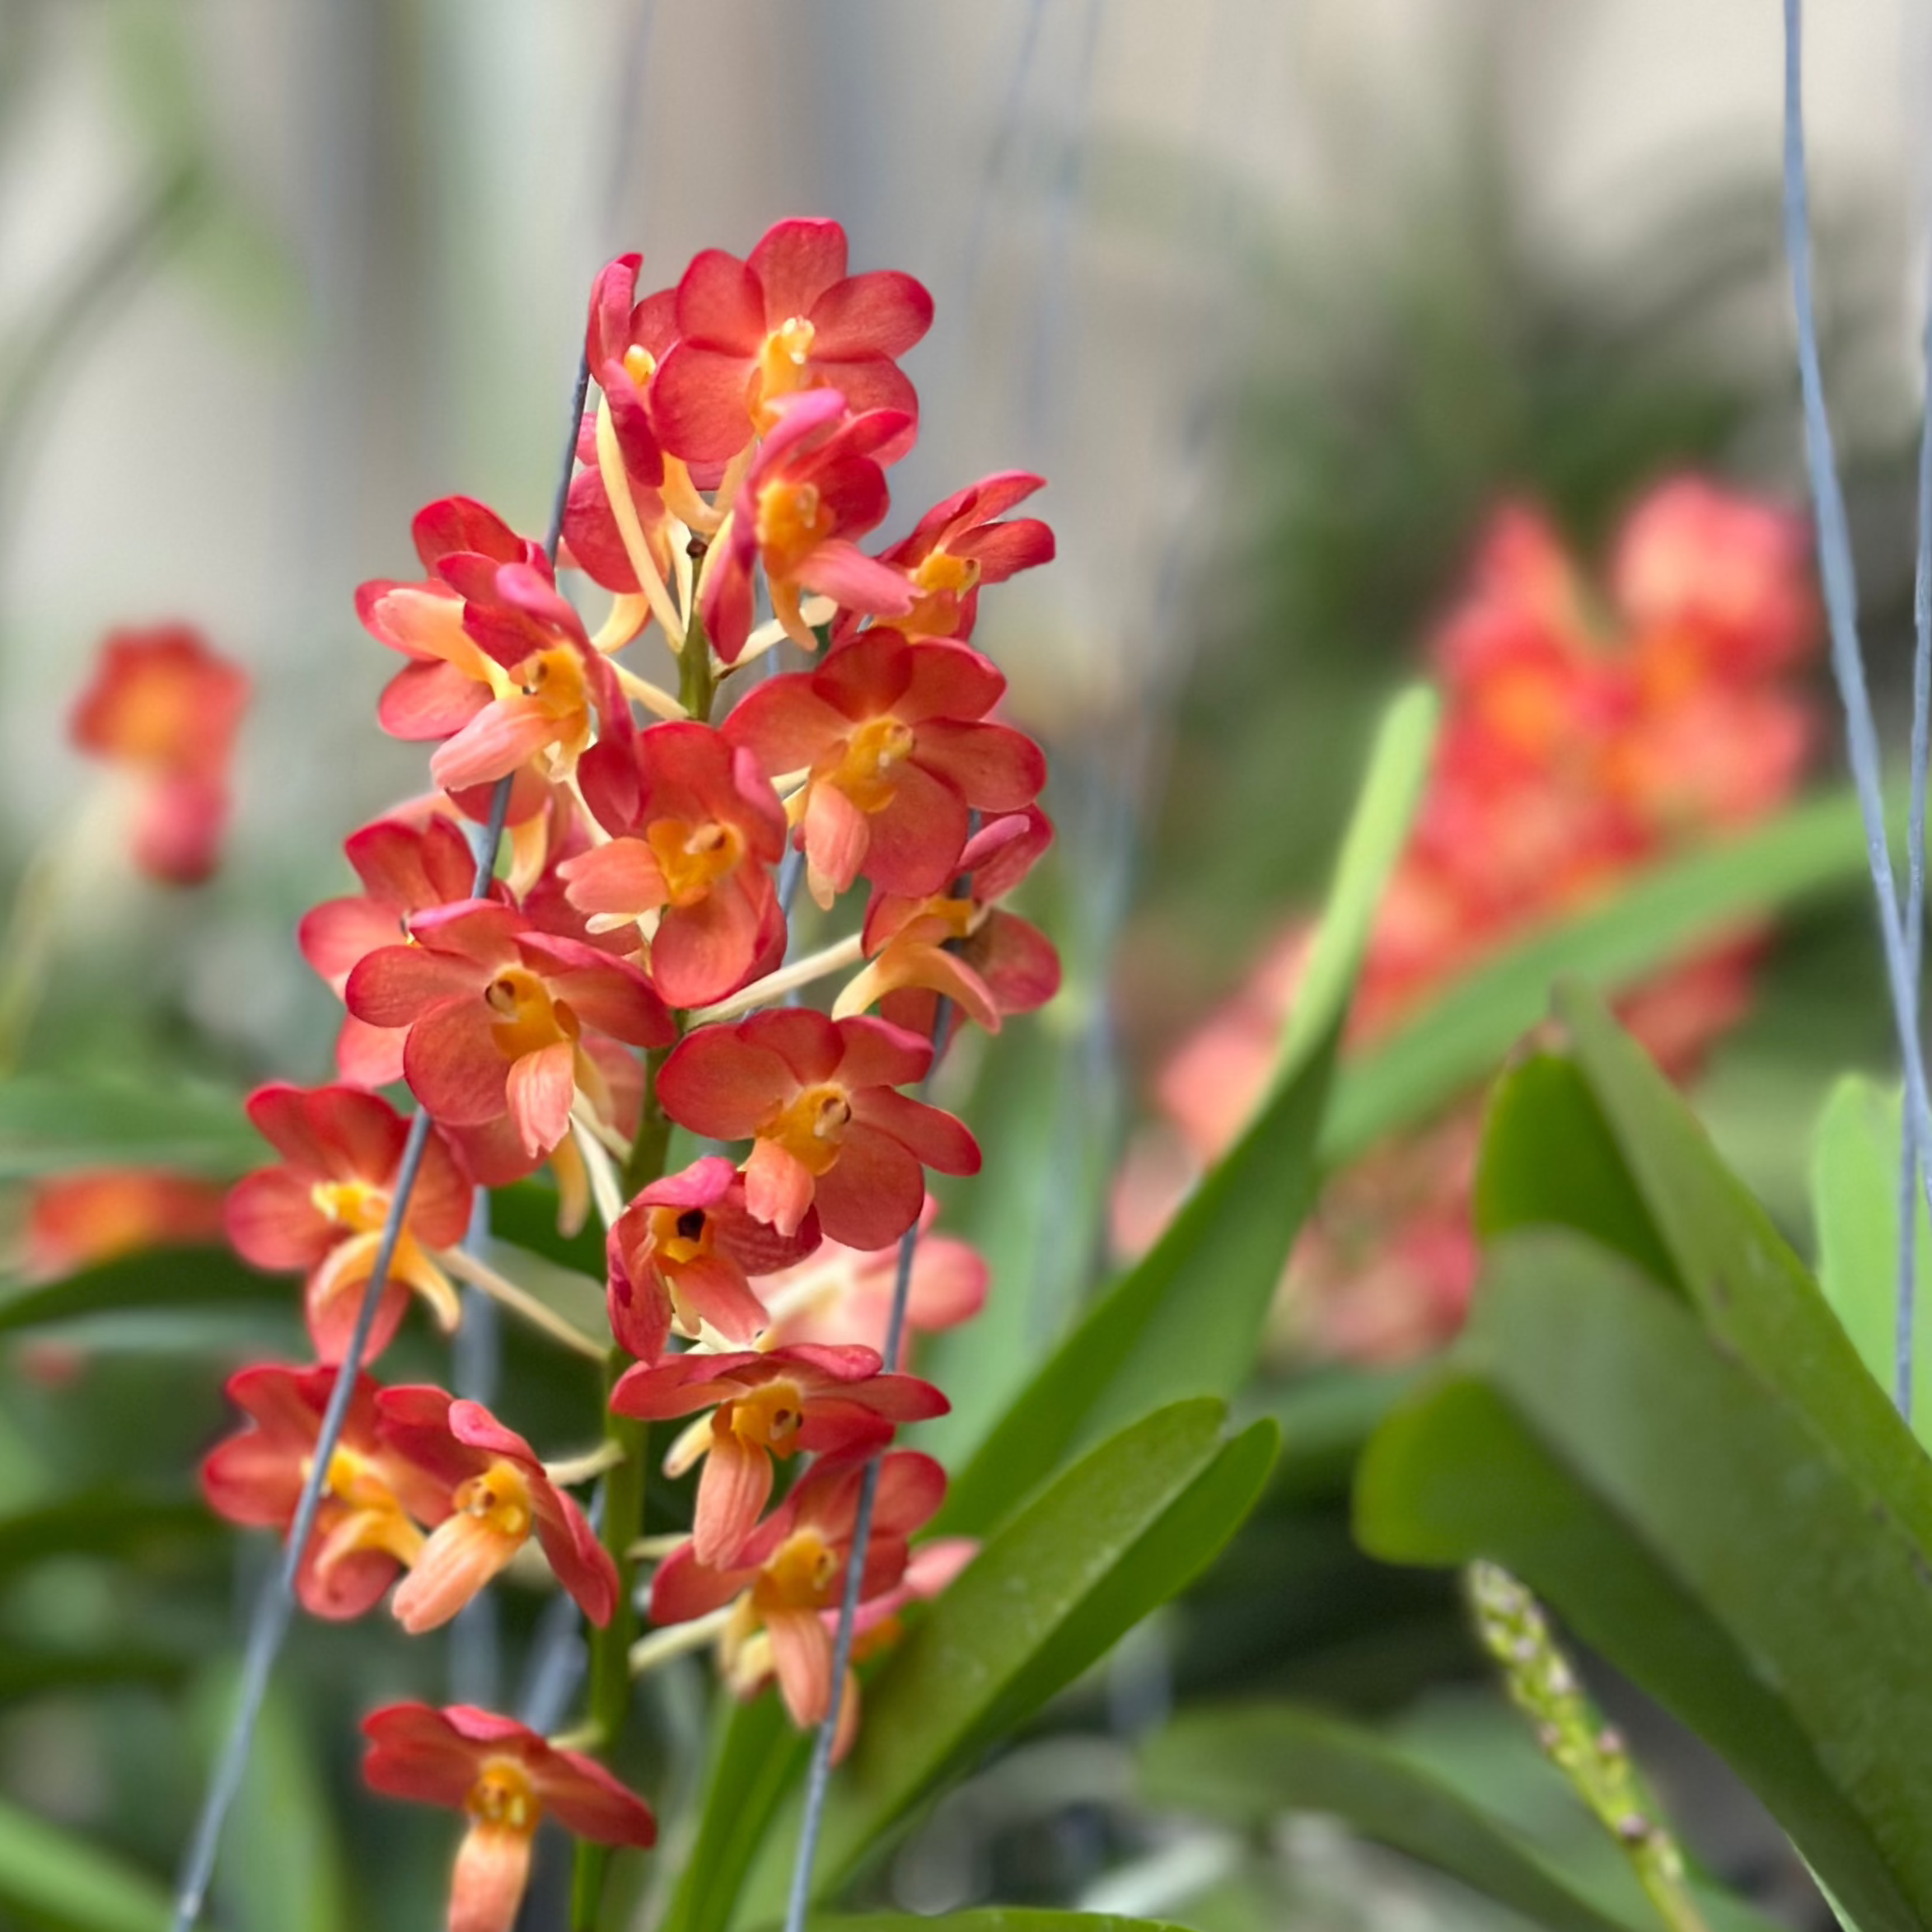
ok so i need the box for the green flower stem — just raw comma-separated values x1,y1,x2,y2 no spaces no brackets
1467,1563,1709,1932
573,595,715,1929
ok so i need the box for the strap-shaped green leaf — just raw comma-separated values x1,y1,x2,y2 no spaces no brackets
939,686,1435,1537
737,1401,1278,1921
1358,1229,1932,1932
0,1793,171,1932
1328,784,1868,1165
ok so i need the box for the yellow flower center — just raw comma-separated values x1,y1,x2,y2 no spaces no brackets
514,644,592,724
645,817,743,909
752,1528,839,1614
484,967,581,1061
753,316,818,428
310,1177,390,1233
649,1203,713,1270
466,1758,540,1834
822,716,916,816
719,1378,806,1455
621,344,657,391
451,1458,533,1544
760,1083,853,1177
754,479,833,578
912,551,980,597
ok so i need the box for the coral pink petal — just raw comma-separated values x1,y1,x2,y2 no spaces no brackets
721,676,853,775
803,781,872,898
766,1606,836,1729
507,1041,578,1158
656,1030,793,1139
811,1128,925,1250
652,344,758,465
741,1008,844,1084
862,765,968,897
799,540,918,617
676,249,765,349
744,1138,817,1239
336,1015,408,1089
807,271,933,359
428,698,559,794
378,661,489,741
531,1487,620,1626
691,1432,774,1567
748,218,849,319
653,888,760,1009
852,1086,981,1176
915,720,1047,812
345,945,481,1029
225,1170,330,1271
648,1541,752,1626
403,1000,511,1128
673,1251,774,1345
829,1013,933,1089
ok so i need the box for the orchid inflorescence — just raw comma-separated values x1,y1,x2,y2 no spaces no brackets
199,219,1058,1932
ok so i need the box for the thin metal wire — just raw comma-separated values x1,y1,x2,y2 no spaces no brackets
1783,0,1932,1355
168,353,587,1931
782,999,957,1932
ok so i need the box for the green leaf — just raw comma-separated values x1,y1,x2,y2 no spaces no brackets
1326,785,1868,1164
488,1180,606,1279
1810,1075,1932,1437
749,1401,1279,1914
1357,1228,1932,1932
0,1487,219,1579
807,1917,1189,1932
1549,983,1932,1558
189,1670,349,1932
0,1075,256,1181
0,1247,283,1337
657,1691,809,1932
939,686,1435,1537
1473,1052,1678,1289
1139,1702,1642,1932
0,1794,170,1932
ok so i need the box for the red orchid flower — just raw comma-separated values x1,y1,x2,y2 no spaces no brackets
560,721,788,1008
835,805,1061,1036
19,1167,227,1284
345,901,672,1162
358,498,537,745
363,1703,655,1932
648,1450,946,1736
611,1343,947,1565
833,470,1055,645
604,1154,818,1361
299,814,486,1088
655,1009,979,1248
650,217,932,467
561,253,679,596
202,1364,449,1620
68,625,250,884
428,554,634,796
225,1084,470,1363
699,390,916,662
723,1533,977,1761
759,1195,989,1364
376,1387,616,1634
723,627,1045,907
